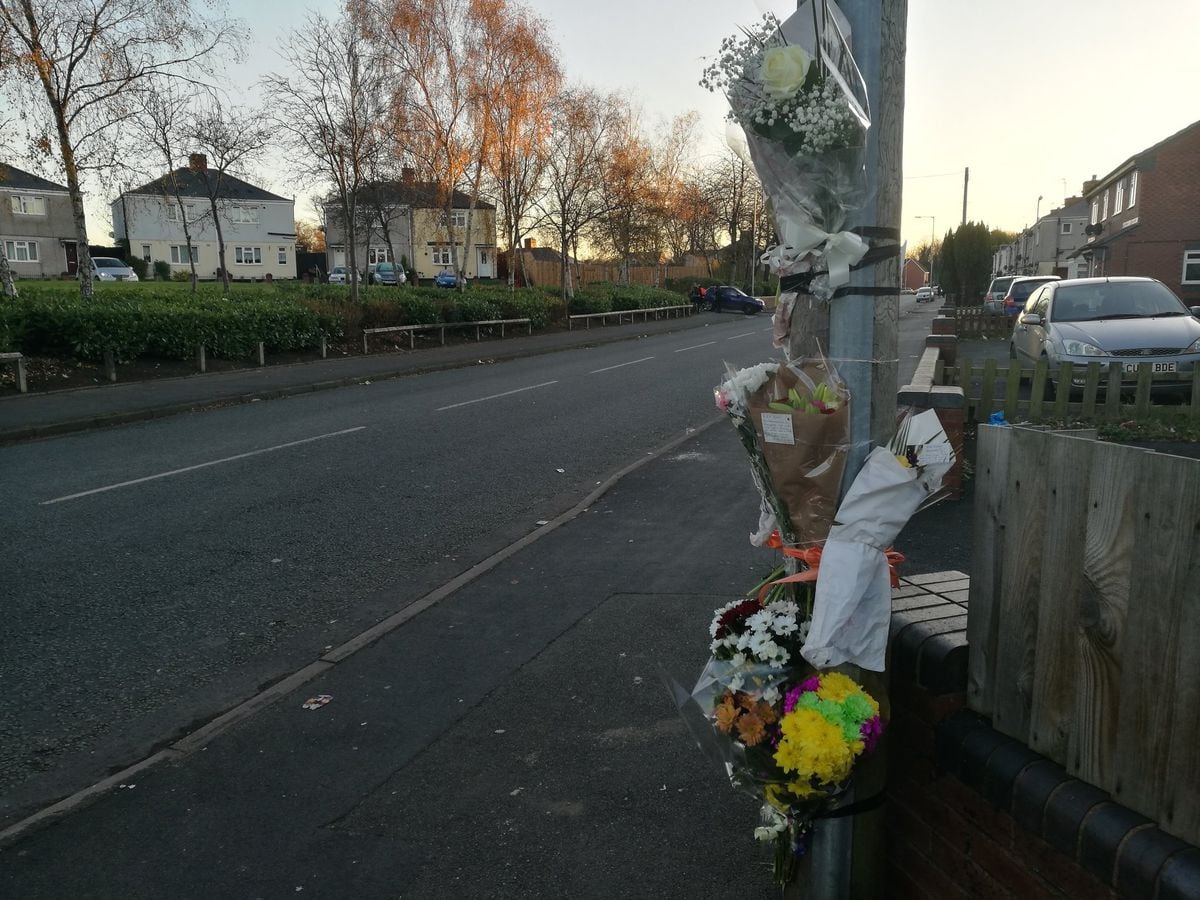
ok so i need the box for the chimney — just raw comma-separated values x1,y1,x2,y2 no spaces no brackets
524,238,536,249
401,166,415,184
189,153,208,172
1082,174,1098,195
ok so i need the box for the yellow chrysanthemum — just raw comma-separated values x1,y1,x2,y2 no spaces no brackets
774,708,855,785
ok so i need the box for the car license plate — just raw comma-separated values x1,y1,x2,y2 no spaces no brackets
1122,362,1176,373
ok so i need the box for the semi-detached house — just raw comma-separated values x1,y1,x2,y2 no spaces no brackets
0,164,78,277
113,154,295,280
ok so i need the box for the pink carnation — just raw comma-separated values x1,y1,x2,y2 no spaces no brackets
859,715,884,753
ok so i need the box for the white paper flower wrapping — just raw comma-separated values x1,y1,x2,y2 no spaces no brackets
801,413,954,671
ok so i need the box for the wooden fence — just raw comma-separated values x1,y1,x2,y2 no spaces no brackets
953,306,1014,339
968,425,1200,844
945,358,1200,424
521,258,713,291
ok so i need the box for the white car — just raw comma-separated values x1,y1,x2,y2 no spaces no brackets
91,257,139,281
328,266,360,284
915,285,934,302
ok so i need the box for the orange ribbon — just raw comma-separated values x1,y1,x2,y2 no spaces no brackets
759,532,906,602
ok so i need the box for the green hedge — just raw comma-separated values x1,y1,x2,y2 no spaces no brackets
572,283,684,312
2,294,339,362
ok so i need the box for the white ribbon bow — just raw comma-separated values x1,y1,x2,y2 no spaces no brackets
761,216,869,291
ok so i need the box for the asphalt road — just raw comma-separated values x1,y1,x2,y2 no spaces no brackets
2,297,935,825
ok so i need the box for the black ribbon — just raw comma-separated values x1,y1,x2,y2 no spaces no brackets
816,790,887,820
776,225,902,299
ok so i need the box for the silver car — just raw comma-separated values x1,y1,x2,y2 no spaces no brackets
1010,277,1200,395
91,256,139,281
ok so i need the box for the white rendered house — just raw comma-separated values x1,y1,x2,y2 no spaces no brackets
113,154,295,280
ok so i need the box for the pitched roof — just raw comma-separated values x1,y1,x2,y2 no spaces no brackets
355,180,495,211
0,163,69,193
125,167,290,203
1086,117,1200,196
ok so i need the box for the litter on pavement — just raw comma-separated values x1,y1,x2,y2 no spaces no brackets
301,694,333,710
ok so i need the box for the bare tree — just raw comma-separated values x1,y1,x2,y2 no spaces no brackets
187,101,272,295
597,101,659,283
473,0,560,290
535,87,618,301
262,10,382,302
133,84,206,289
0,0,241,298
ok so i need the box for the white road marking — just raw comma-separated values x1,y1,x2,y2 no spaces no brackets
726,332,757,340
436,380,559,412
590,356,655,374
41,427,368,506
674,341,717,353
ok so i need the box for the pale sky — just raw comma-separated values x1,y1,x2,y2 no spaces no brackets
66,0,1200,248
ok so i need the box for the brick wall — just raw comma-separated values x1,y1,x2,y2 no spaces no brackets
1089,121,1200,302
884,583,1200,899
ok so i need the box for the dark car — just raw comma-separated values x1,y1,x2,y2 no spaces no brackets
1010,277,1200,396
706,285,766,315
368,262,406,286
435,269,457,288
1002,276,1059,316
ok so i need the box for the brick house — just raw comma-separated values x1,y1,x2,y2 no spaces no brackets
1071,118,1200,303
903,257,927,291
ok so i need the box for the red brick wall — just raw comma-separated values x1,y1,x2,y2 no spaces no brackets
885,679,1116,899
1099,122,1200,302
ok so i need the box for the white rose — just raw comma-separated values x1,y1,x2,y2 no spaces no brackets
760,45,812,99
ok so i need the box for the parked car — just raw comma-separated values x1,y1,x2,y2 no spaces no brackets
915,285,934,302
706,285,766,315
1002,275,1059,316
368,262,406,286
1009,277,1200,397
983,275,1017,313
435,269,457,288
328,266,359,284
91,257,139,282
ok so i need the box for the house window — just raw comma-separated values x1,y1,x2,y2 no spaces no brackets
439,210,467,228
431,247,452,266
277,246,287,265
1090,201,1099,225
10,195,46,216
367,246,391,264
1183,250,1200,285
1102,190,1109,221
1114,180,1125,215
1128,171,1138,207
1061,222,1073,235
169,245,195,264
141,244,152,262
234,246,262,265
230,206,259,224
168,205,179,221
3,240,38,261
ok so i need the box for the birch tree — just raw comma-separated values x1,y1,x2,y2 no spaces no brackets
0,0,241,298
263,11,381,303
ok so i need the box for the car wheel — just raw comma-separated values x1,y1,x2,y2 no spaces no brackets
742,304,759,316
705,300,717,312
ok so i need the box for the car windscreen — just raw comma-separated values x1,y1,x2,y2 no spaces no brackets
1010,280,1052,301
1051,282,1188,322
376,263,393,271
989,278,1014,294
94,258,124,268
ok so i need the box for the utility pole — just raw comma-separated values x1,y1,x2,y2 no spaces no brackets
962,166,969,226
785,1,905,893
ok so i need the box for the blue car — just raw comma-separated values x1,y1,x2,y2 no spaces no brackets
706,285,766,315
435,269,457,288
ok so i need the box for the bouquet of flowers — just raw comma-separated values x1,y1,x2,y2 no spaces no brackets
675,602,886,887
701,2,875,301
802,409,956,671
715,356,850,549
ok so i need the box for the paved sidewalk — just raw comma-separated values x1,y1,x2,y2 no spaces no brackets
0,312,727,442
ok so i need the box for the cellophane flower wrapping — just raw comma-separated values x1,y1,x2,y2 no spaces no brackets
671,604,887,888
702,2,873,300
715,356,851,548
802,409,956,671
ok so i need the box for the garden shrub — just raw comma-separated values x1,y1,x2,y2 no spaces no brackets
443,296,501,323
153,260,171,281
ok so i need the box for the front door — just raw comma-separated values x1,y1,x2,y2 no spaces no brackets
64,241,78,276
476,247,494,278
